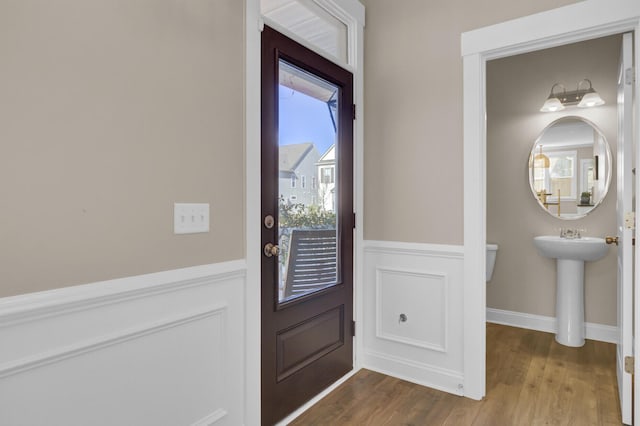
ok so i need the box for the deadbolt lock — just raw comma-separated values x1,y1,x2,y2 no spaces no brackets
264,243,280,257
264,215,275,229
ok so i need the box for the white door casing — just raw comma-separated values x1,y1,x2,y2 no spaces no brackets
462,0,640,403
245,1,364,424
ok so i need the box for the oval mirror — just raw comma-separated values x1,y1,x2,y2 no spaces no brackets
528,116,612,219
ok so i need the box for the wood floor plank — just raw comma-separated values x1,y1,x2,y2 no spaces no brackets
288,324,622,425
593,342,622,425
441,399,482,426
510,329,552,425
531,339,581,425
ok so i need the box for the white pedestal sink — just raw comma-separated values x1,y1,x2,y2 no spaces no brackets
533,236,609,347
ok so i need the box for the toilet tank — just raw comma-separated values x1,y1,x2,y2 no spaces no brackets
486,244,498,282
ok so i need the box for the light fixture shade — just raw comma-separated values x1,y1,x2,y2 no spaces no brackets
532,145,550,168
540,97,565,112
578,91,605,108
534,153,550,168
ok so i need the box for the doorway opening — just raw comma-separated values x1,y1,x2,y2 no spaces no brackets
485,33,629,422
462,2,640,423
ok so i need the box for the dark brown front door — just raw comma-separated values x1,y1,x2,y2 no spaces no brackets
261,26,354,425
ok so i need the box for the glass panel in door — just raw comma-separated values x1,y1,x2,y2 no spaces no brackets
277,59,340,304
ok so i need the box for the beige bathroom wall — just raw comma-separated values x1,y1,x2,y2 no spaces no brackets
486,35,621,325
0,0,244,297
361,0,581,244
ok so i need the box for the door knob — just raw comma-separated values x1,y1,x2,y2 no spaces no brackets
605,236,619,245
264,243,280,257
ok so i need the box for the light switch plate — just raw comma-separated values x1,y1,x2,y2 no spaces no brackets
174,203,210,234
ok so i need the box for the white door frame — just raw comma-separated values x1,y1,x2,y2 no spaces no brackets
461,0,640,400
244,1,365,424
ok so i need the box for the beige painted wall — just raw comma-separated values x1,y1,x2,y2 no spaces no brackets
0,0,244,297
487,35,621,325
361,0,581,244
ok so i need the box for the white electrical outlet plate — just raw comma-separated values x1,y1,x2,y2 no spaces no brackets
174,203,210,234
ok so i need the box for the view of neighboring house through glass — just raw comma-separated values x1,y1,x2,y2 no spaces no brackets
277,59,339,303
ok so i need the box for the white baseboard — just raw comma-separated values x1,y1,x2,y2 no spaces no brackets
362,349,464,396
191,408,228,426
487,308,618,344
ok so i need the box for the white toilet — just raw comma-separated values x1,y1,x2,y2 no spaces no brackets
486,244,499,282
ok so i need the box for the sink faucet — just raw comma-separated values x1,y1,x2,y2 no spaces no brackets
560,228,582,239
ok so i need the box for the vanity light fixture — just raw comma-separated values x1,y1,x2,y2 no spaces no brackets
540,79,605,112
540,83,566,112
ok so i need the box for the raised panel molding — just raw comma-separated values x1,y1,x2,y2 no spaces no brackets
375,267,447,352
363,240,464,396
0,305,227,379
277,306,344,381
0,260,245,426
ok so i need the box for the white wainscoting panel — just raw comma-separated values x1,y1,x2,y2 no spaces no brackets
363,241,464,395
0,260,246,426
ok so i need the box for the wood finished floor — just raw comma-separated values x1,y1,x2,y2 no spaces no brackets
289,323,621,425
